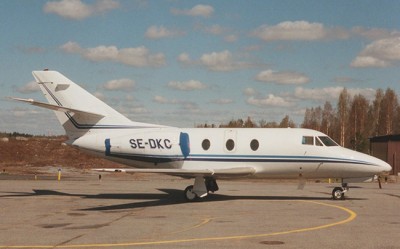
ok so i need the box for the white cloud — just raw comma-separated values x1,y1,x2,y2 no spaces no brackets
118,102,150,116
153,95,198,112
153,95,181,104
200,51,233,71
294,86,344,101
204,24,225,35
44,0,119,20
17,81,40,94
177,53,191,63
181,101,199,112
252,21,348,41
351,56,388,68
60,42,165,67
256,70,310,85
93,91,107,101
243,87,257,96
294,86,375,102
154,95,170,104
171,4,214,18
11,108,39,117
60,41,82,53
200,50,248,71
351,37,400,68
346,88,376,100
102,79,135,91
130,107,150,114
247,94,292,107
145,25,183,39
224,34,238,43
178,50,250,71
333,77,363,84
210,98,233,105
200,24,237,42
167,80,207,91
352,27,400,40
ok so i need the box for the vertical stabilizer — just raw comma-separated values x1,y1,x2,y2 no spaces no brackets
32,70,163,139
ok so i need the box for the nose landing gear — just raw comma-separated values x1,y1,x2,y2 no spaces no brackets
332,183,349,200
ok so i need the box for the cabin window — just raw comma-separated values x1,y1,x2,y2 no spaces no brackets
202,139,210,150
318,136,338,146
302,136,314,145
226,139,235,151
250,139,259,151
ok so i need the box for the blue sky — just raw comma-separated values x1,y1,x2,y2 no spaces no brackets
1,0,400,135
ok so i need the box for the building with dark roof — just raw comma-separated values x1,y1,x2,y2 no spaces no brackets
369,135,400,175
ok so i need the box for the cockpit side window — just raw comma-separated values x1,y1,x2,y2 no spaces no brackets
318,136,338,146
302,136,314,145
315,137,323,146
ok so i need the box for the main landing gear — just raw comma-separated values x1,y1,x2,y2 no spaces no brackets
184,177,351,201
332,183,349,200
184,176,219,201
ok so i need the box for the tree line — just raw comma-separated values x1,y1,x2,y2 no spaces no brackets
0,132,34,138
197,115,296,129
197,88,400,153
302,88,400,153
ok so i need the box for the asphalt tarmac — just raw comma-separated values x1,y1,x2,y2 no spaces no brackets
0,173,399,249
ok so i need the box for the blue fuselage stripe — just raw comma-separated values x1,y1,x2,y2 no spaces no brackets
106,152,375,166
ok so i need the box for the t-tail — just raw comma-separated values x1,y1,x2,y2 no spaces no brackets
13,70,164,140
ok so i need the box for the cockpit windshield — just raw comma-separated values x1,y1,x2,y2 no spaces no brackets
302,135,339,146
318,136,338,146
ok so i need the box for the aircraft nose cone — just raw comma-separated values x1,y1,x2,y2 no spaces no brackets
382,161,392,173
373,157,392,173
367,155,392,174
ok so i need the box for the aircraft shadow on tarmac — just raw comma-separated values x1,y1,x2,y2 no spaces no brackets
0,188,366,211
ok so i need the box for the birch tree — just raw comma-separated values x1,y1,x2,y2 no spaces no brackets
378,88,398,135
337,88,350,147
348,94,369,152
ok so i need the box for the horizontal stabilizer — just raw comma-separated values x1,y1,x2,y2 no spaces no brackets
11,97,105,118
93,167,256,178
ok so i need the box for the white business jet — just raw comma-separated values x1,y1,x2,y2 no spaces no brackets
13,70,392,201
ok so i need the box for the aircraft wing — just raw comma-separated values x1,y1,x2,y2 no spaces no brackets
92,167,256,178
11,97,104,118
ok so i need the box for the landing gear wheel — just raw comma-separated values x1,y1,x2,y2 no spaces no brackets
184,185,198,201
332,187,345,200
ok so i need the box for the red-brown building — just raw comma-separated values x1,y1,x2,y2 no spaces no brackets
369,135,400,175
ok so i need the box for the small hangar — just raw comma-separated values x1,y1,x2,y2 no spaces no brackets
369,135,400,176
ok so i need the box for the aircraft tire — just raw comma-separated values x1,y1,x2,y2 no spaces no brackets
184,185,199,201
332,187,345,200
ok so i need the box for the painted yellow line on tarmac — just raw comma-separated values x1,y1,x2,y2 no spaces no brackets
0,200,357,248
166,217,213,235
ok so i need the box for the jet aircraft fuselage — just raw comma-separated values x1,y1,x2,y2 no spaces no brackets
13,70,392,201
72,127,387,180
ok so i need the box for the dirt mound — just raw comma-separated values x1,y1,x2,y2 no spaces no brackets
0,136,123,174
